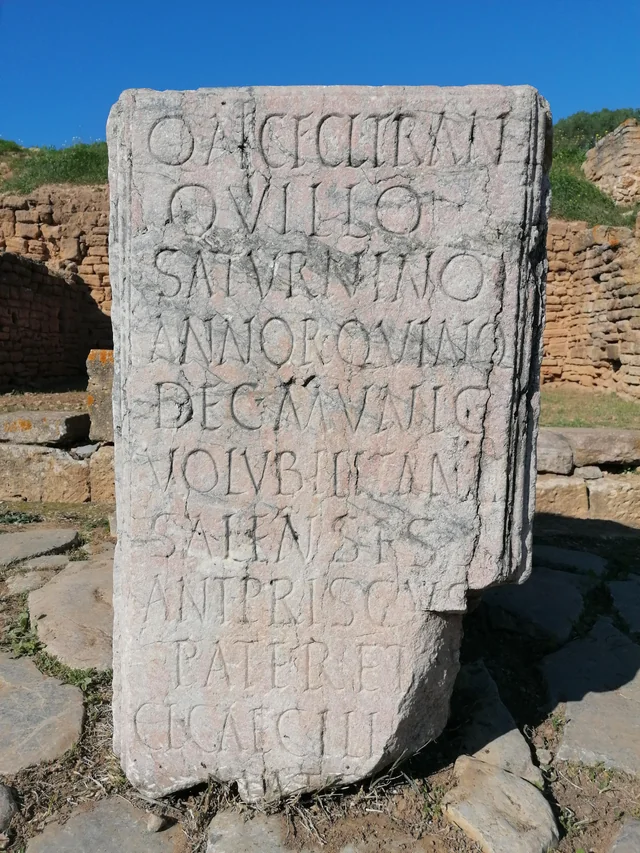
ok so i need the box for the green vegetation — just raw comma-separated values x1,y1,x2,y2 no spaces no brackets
540,386,640,430
550,107,640,226
0,139,108,193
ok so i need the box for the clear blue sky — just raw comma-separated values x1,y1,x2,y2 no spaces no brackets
1,0,638,148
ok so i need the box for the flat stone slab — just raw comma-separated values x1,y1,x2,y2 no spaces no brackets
537,430,573,475
542,618,640,775
29,553,114,671
554,428,640,467
456,661,542,785
0,411,89,446
108,85,550,800
533,544,607,576
26,798,186,852
0,651,83,774
610,819,640,853
444,756,558,853
0,529,79,567
22,554,70,571
609,576,640,633
483,566,593,643
5,569,56,595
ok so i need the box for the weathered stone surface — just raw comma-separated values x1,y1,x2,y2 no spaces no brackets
0,444,89,503
89,444,115,502
87,349,114,442
29,553,114,671
557,428,640,468
0,410,90,446
542,618,640,775
535,474,589,517
537,429,573,474
583,119,640,205
533,544,607,576
0,651,83,773
25,798,186,853
574,465,602,480
456,661,542,785
0,528,79,566
5,569,56,595
483,566,592,643
610,818,640,853
22,554,70,571
587,475,640,527
444,756,558,853
0,784,16,833
609,575,640,632
108,86,550,799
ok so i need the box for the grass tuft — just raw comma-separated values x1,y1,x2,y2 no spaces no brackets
0,141,108,194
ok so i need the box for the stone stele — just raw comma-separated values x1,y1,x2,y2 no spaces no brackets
107,85,550,801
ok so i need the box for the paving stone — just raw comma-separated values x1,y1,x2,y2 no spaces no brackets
609,575,640,632
0,528,79,567
22,554,69,571
444,756,559,853
542,618,640,775
0,411,90,447
5,570,56,595
0,784,16,832
610,818,640,853
0,651,83,774
537,430,573,475
483,566,593,643
533,544,607,576
26,798,186,852
109,84,550,800
456,661,542,786
29,553,113,671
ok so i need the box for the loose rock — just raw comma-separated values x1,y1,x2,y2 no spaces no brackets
533,544,607,576
26,798,186,852
444,756,559,853
29,552,113,671
22,554,69,571
0,785,16,832
610,818,640,852
0,528,79,567
542,618,640,775
483,566,593,643
0,651,83,774
455,661,542,785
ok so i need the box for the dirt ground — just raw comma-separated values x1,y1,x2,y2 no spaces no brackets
1,502,640,852
0,388,88,414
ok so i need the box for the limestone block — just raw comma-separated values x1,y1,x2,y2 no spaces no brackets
556,428,640,467
86,349,114,442
535,474,589,517
90,444,115,502
0,444,89,503
587,474,640,525
0,528,79,567
0,410,90,446
107,85,550,799
536,429,573,474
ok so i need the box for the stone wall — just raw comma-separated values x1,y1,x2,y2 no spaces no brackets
583,119,640,205
542,217,640,398
0,253,112,389
0,185,111,315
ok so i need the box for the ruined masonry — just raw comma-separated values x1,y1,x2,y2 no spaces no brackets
107,85,550,800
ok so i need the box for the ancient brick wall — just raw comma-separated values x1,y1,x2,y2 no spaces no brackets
542,217,640,398
0,185,111,315
583,119,640,205
0,252,112,390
